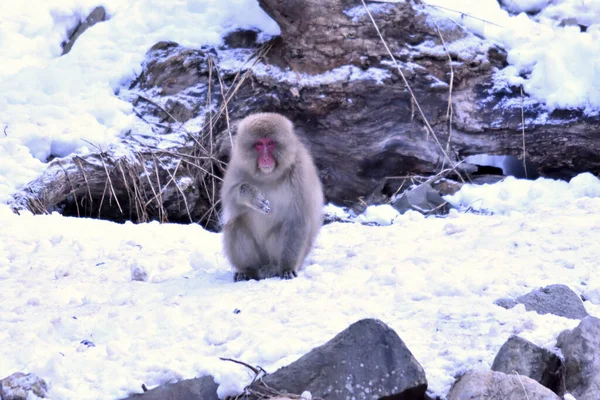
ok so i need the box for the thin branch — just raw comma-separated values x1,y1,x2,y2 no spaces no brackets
360,0,465,182
219,357,262,376
57,160,80,217
433,21,455,157
422,3,505,28
520,86,528,178
73,156,94,217
98,154,124,214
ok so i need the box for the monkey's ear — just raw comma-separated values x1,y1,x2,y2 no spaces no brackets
230,120,241,136
284,117,294,131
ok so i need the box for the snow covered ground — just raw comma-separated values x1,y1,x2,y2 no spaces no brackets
2,175,600,399
425,0,600,115
2,0,600,399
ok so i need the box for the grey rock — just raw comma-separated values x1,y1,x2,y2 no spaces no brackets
251,318,427,400
392,183,452,215
120,375,219,400
0,372,48,400
62,6,107,55
447,370,560,400
431,179,463,196
494,297,518,309
491,335,563,393
556,316,600,400
495,284,588,319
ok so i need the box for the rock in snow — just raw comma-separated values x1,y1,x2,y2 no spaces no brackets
495,284,588,319
556,316,600,400
491,335,563,394
251,318,427,400
447,370,560,400
0,372,48,400
118,319,427,400
120,375,219,400
392,183,452,216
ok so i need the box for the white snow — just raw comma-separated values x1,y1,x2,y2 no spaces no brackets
344,3,395,23
248,62,392,86
500,0,551,14
424,0,600,115
0,0,280,203
2,1,600,400
357,204,401,226
445,172,600,214
2,176,600,399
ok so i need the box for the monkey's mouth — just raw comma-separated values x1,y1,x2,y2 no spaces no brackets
259,165,275,174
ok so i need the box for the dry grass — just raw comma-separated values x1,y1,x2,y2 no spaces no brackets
422,0,534,183
514,372,531,400
192,41,274,226
433,21,455,157
220,357,323,400
53,41,275,227
520,86,529,178
359,0,465,183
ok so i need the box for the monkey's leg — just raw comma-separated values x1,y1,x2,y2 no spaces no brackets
276,222,307,280
256,263,285,280
223,223,263,282
280,270,298,280
234,270,259,282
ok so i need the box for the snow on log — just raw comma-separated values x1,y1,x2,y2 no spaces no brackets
9,0,600,228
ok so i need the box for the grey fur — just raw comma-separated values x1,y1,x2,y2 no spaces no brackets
220,113,324,281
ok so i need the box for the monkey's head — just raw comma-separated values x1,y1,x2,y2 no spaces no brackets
233,113,298,180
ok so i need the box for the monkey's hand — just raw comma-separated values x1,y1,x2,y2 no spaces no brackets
239,183,271,214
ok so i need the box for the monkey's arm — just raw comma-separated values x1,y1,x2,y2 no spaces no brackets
225,183,271,215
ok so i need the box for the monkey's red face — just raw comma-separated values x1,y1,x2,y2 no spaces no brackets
255,138,276,173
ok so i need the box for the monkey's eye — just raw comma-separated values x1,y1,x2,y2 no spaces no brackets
266,140,275,147
254,142,264,149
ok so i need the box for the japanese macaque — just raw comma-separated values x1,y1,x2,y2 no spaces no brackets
220,112,324,281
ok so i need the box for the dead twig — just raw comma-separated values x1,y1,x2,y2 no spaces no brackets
360,0,465,182
213,61,233,147
73,156,94,217
219,357,263,377
155,158,194,223
421,2,505,28
514,372,531,400
433,21,455,157
138,153,166,221
98,153,124,215
219,357,324,400
520,86,528,178
57,160,80,217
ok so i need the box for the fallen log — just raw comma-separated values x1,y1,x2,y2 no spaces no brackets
9,0,600,229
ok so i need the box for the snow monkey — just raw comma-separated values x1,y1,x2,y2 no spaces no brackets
220,112,324,282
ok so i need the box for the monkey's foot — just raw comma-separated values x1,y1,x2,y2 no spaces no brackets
279,270,298,280
233,272,252,282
